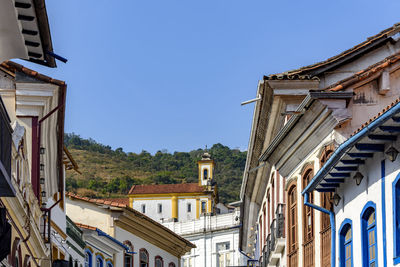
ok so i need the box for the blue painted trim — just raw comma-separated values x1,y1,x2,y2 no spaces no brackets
105,259,113,267
360,201,378,267
381,160,387,267
392,172,400,264
85,248,93,267
339,219,353,267
95,229,130,251
304,193,335,267
96,254,104,267
302,101,400,194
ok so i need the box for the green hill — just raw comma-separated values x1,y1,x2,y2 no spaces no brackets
64,133,247,204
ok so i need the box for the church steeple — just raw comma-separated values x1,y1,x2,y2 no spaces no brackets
198,151,215,186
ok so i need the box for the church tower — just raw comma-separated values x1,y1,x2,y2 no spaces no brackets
198,151,215,186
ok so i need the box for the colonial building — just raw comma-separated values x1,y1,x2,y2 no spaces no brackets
128,152,218,222
0,60,71,267
66,192,195,267
240,22,400,267
163,202,246,267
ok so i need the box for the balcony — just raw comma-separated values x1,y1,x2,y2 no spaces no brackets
260,203,286,266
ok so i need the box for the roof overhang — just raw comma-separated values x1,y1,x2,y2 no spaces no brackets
0,0,55,67
303,99,400,195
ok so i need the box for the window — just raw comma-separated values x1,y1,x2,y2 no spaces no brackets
187,203,192,212
96,255,104,267
361,202,378,267
106,260,113,267
203,169,208,180
201,201,207,213
302,167,315,267
393,173,400,264
183,258,193,267
217,242,231,267
339,220,353,267
85,249,93,267
141,204,146,214
124,241,134,267
158,203,162,213
155,256,163,267
168,263,176,267
140,249,149,267
287,182,298,267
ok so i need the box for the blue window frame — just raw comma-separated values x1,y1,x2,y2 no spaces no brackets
339,219,353,267
105,260,113,267
85,249,93,267
361,201,378,267
393,173,400,264
96,255,104,267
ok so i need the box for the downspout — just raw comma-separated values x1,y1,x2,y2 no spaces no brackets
304,193,335,267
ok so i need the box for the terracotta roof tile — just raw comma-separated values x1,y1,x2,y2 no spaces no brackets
265,23,400,80
0,60,65,86
74,222,97,231
128,183,206,195
351,97,400,137
326,53,400,92
65,192,128,208
65,192,196,248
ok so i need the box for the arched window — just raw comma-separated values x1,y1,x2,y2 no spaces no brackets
124,241,134,267
140,249,149,267
168,263,175,267
155,256,163,267
203,169,208,180
95,254,104,267
287,182,298,267
302,167,314,267
85,249,93,267
23,255,31,267
339,219,353,267
320,146,334,267
105,260,113,267
393,173,400,264
361,202,378,267
10,238,21,267
69,255,73,267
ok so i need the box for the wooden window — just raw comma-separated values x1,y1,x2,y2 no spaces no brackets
187,203,192,212
339,220,353,267
272,174,275,220
201,201,207,213
124,241,133,267
393,174,400,263
155,256,163,267
320,146,334,267
85,249,93,267
52,245,59,260
361,202,378,267
302,167,314,267
259,216,263,255
267,191,270,234
140,249,149,267
263,205,266,243
287,182,298,267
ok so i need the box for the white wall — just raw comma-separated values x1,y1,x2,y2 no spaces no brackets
115,227,179,267
132,198,172,222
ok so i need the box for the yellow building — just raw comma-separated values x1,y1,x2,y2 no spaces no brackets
128,152,218,222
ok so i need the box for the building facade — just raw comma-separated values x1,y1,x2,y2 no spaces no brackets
128,152,218,223
240,23,400,267
66,192,195,267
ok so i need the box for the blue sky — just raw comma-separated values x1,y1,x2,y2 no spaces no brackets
18,0,400,154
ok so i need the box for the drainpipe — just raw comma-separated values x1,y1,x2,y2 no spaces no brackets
304,193,335,267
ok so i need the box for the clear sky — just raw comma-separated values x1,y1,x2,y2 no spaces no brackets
18,0,400,154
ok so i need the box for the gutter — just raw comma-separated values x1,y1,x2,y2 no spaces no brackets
302,99,400,194
304,193,336,267
95,229,134,253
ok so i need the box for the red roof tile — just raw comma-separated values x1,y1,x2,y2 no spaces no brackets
75,222,97,231
351,97,400,137
265,23,400,80
128,183,206,195
66,192,127,208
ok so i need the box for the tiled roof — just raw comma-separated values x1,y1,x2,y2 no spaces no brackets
265,23,400,80
66,192,127,208
326,52,400,92
75,222,97,231
65,192,196,247
102,198,129,206
0,60,65,86
128,183,206,195
351,97,400,137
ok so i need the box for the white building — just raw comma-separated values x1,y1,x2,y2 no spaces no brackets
163,205,246,267
66,192,195,267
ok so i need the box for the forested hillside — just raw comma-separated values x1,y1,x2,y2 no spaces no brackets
64,133,246,203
